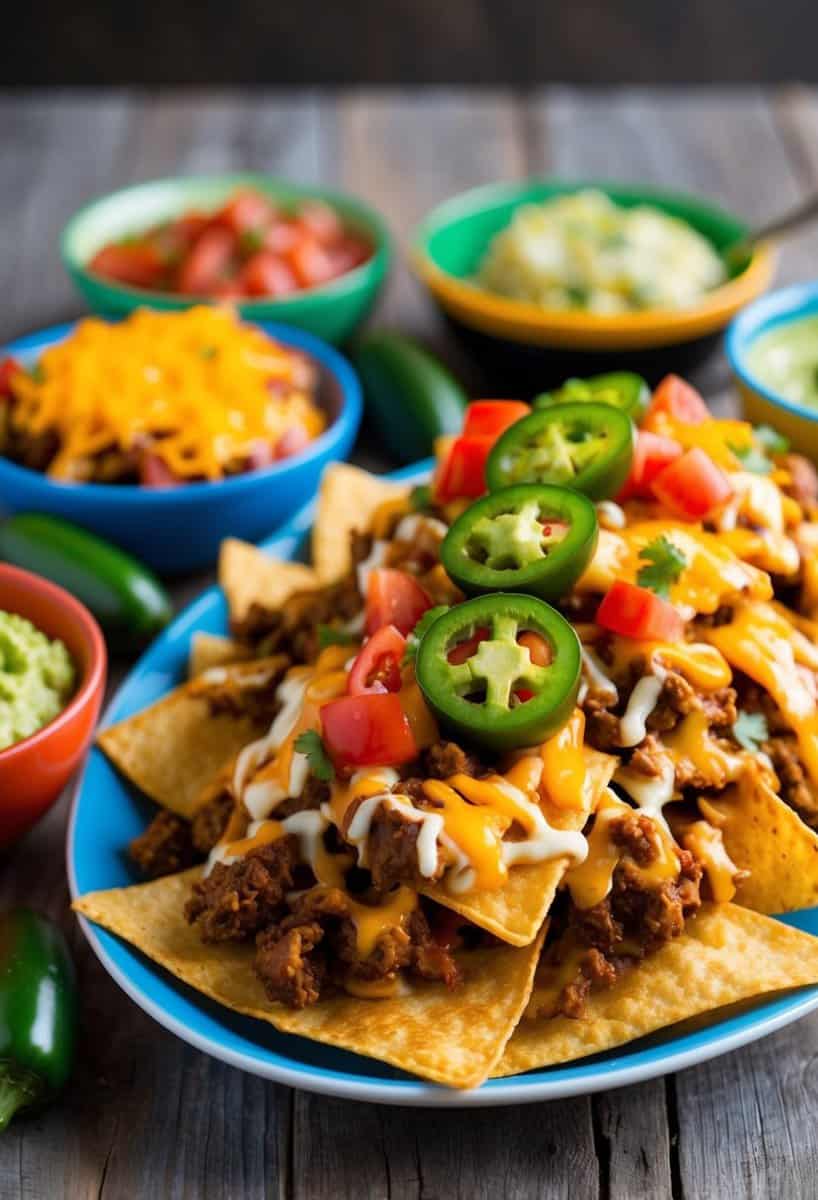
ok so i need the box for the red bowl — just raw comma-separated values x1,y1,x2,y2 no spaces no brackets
0,565,106,846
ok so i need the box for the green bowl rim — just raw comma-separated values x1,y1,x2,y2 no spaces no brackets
60,171,392,312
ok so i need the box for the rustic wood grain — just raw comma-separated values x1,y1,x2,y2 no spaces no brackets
1,88,818,1200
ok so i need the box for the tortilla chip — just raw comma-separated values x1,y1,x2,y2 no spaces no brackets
494,902,818,1076
97,684,261,819
74,870,544,1089
422,747,617,946
704,776,818,914
188,632,252,678
313,463,408,583
219,538,316,625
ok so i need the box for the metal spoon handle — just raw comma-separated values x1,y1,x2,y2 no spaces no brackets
730,193,818,258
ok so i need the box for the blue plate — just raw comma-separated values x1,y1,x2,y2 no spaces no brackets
0,320,362,574
68,464,818,1106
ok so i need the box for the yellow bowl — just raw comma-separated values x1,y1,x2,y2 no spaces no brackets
411,179,775,388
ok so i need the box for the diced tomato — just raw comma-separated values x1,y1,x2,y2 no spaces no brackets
298,200,344,244
238,251,299,298
366,569,430,637
596,581,684,642
644,375,710,428
462,400,530,439
517,631,552,667
320,692,418,769
447,626,490,665
88,243,166,290
0,357,23,399
434,435,493,503
274,425,311,460
139,452,181,488
617,431,683,501
170,213,210,245
177,228,237,295
650,447,733,520
287,236,336,288
244,440,275,471
348,625,406,696
264,220,302,255
216,190,276,236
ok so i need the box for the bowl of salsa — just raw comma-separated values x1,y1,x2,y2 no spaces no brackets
61,175,391,345
728,282,818,464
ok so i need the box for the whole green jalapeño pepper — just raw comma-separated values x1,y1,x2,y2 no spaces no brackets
0,909,77,1130
534,371,650,422
415,593,581,752
486,401,635,501
440,483,598,602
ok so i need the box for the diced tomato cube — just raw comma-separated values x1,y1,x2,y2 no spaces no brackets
366,569,431,637
238,251,299,298
216,191,277,236
287,236,336,288
644,375,710,428
434,435,493,503
321,693,418,769
177,228,237,295
617,430,684,501
650,448,733,520
0,357,23,399
462,400,530,439
88,243,166,290
596,581,684,642
348,625,406,696
274,425,311,460
298,200,343,244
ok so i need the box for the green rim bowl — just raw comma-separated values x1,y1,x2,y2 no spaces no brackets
411,178,775,389
61,173,392,346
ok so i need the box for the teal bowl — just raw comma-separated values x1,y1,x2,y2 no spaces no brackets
727,282,818,462
61,174,391,346
412,179,774,390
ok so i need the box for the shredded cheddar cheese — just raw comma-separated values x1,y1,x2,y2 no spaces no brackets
8,307,325,481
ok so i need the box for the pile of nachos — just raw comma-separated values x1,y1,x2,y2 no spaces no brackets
75,373,818,1089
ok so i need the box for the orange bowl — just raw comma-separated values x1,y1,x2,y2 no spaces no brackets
0,565,106,846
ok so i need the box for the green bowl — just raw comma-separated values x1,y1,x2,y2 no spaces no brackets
411,179,774,389
61,173,392,345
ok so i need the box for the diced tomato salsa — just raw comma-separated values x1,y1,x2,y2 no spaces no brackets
87,190,373,301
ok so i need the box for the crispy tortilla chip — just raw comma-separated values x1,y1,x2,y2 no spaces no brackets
97,683,261,819
74,870,544,1089
188,632,252,678
494,902,818,1076
704,776,818,914
219,538,316,626
421,747,617,946
313,463,408,583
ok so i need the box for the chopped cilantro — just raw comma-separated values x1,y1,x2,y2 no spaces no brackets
28,362,45,383
294,730,335,782
732,710,769,753
755,424,789,456
317,623,358,649
728,441,773,475
409,484,433,512
238,228,265,257
199,345,219,361
402,605,449,664
636,536,687,598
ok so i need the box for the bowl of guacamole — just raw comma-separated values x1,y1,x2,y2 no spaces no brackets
728,282,818,463
0,611,76,750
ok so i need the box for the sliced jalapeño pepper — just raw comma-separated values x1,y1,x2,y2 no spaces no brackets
486,401,635,501
534,372,650,422
440,483,598,601
415,593,580,751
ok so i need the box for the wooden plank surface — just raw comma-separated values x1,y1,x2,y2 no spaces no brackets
1,86,818,1199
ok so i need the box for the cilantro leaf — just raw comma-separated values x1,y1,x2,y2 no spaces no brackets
238,228,265,256
402,605,449,664
409,484,433,512
636,536,687,598
732,710,769,753
294,730,335,782
728,441,773,476
317,623,358,650
755,424,789,456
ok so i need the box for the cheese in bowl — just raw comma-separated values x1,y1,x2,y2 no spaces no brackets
476,189,727,314
0,307,326,486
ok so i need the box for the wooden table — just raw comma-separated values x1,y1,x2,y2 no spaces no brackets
3,86,818,1199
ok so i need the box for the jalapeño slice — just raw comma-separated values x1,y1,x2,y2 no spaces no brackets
486,401,635,501
415,593,581,752
534,372,650,422
440,483,598,602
